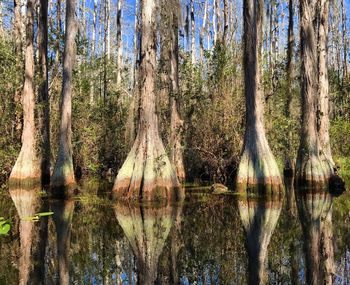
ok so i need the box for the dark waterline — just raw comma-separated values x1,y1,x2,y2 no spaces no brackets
0,179,349,284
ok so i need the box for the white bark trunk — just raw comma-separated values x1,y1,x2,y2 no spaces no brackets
116,0,123,86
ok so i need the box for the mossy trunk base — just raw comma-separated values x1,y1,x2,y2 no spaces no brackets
236,142,283,194
113,133,180,201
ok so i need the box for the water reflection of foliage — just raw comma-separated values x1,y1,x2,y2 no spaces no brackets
178,195,247,284
0,191,18,283
68,197,122,283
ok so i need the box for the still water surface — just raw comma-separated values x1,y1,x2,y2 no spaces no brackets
0,178,349,284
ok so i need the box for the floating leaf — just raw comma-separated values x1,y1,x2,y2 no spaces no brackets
36,212,54,217
0,221,11,235
22,216,40,222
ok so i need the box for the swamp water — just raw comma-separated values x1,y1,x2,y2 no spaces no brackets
0,179,349,284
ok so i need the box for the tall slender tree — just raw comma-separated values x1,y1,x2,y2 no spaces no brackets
13,0,23,134
236,0,282,192
223,0,229,45
116,0,123,86
112,0,180,201
190,0,195,64
170,0,185,183
90,0,97,104
52,0,78,190
200,0,208,63
318,0,334,167
9,0,40,186
296,0,333,184
38,0,50,185
284,0,295,173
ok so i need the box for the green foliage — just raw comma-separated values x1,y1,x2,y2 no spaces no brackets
0,218,11,235
330,119,350,157
179,44,244,183
0,37,21,183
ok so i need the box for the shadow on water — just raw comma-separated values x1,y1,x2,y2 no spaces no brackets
0,177,349,284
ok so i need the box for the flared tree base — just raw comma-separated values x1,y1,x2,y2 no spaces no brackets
236,148,283,195
113,133,180,201
296,153,333,189
9,150,41,188
51,158,77,197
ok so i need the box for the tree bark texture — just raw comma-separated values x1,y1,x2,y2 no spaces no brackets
296,0,333,185
116,0,123,86
112,0,180,201
52,0,78,189
318,0,334,167
9,0,41,186
284,0,295,173
38,0,51,185
170,0,186,184
236,0,282,193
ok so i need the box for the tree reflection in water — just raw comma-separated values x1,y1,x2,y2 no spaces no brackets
114,201,183,285
52,199,75,285
9,187,48,285
296,189,335,285
1,181,349,284
238,194,283,285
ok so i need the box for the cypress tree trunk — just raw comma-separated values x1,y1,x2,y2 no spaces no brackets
223,0,228,45
284,0,295,174
38,0,51,185
9,0,41,186
55,0,62,65
296,0,333,185
13,0,23,135
190,0,195,64
170,0,185,184
52,0,77,190
116,0,123,87
199,0,208,63
90,0,97,105
236,0,282,193
112,0,180,201
318,0,334,167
